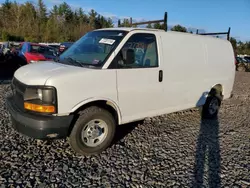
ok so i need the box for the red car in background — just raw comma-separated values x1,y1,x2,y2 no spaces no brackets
18,42,57,64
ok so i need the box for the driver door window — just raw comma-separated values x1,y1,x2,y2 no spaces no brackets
110,33,158,69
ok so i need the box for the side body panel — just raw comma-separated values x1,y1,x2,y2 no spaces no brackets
159,32,208,112
202,37,235,99
159,32,235,114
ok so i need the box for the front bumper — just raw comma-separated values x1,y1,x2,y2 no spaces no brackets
6,96,74,140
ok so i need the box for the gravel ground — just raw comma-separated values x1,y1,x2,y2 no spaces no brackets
0,72,250,188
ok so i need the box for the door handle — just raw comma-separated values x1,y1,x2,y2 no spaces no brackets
159,70,163,82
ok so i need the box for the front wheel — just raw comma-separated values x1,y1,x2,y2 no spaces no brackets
69,106,116,155
202,95,221,119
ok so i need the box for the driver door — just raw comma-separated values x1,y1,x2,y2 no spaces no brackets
110,33,164,123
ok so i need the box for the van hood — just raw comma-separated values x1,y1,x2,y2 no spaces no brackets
14,61,90,85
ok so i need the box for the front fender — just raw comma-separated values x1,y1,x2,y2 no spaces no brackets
70,97,122,124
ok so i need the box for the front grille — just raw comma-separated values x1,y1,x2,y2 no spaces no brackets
12,77,26,111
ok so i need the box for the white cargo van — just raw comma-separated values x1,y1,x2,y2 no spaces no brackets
6,28,235,155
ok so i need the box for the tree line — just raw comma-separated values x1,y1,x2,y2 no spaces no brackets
0,0,249,55
230,37,250,55
0,0,113,42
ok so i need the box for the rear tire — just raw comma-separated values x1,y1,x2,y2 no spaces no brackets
202,95,221,119
69,106,116,156
237,65,246,72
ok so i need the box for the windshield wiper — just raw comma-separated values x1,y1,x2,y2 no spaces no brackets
64,57,84,67
81,62,101,66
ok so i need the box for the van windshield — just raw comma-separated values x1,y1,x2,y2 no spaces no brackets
58,30,128,68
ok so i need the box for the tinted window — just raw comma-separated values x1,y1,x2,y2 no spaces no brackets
111,33,158,69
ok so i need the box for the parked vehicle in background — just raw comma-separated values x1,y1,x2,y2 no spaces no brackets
48,45,60,56
18,42,58,64
243,56,250,62
236,56,250,72
1,42,11,56
59,42,74,54
48,44,60,49
7,27,235,156
0,42,21,62
0,42,26,78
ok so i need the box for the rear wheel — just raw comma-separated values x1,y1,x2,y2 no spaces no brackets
202,95,221,119
69,106,116,155
237,65,246,72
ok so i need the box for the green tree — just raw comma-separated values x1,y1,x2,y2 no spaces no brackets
37,0,47,41
0,1,142,42
146,23,152,28
154,23,164,29
230,37,237,51
37,0,46,20
234,40,250,55
119,18,131,27
171,24,187,32
103,17,113,28
118,19,121,27
1,31,10,41
89,9,97,28
1,0,13,32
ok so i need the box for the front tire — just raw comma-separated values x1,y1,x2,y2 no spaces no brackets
69,106,116,155
202,95,221,119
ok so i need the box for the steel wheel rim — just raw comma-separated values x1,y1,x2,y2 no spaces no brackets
208,98,219,115
238,66,245,71
81,119,108,147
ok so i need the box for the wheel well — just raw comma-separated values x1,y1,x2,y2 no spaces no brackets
75,100,119,123
67,100,119,136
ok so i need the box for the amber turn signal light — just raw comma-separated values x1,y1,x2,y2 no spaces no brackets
24,102,55,113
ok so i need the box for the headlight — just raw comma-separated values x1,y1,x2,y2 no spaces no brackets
23,87,57,113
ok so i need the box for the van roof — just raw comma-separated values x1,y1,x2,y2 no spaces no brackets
96,27,230,43
96,27,165,32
